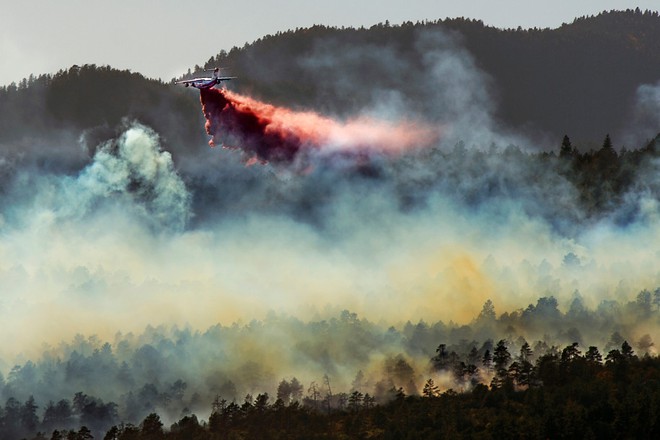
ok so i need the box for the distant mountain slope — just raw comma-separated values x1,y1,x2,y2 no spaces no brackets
0,65,203,171
469,10,660,142
198,9,660,144
2,9,660,159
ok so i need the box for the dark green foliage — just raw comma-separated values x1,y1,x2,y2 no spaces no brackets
0,285,657,439
1,340,659,439
126,351,658,439
139,413,163,440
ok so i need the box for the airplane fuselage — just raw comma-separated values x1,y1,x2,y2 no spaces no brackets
185,78,219,89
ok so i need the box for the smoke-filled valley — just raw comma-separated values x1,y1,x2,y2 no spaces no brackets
0,10,659,440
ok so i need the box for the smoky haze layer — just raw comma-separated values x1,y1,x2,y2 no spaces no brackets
0,21,658,439
0,119,657,363
0,115,658,440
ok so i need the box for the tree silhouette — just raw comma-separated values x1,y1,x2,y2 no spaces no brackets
422,379,439,398
559,135,575,159
139,413,163,440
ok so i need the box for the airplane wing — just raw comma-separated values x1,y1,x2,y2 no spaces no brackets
175,76,237,89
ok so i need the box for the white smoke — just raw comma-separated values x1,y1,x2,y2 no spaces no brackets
0,123,192,363
13,122,190,231
299,28,533,151
622,80,660,147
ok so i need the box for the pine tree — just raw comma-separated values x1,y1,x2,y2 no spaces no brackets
559,135,574,158
422,378,439,397
491,340,512,389
20,396,39,435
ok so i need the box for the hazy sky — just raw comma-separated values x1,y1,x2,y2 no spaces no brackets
1,1,658,87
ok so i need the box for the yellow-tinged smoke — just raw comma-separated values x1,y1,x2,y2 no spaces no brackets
387,250,494,323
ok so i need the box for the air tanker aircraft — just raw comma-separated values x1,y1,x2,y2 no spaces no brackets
176,67,236,89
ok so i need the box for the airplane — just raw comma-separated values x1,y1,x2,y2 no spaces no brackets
175,67,236,89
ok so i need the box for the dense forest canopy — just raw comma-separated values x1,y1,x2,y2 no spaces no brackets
1,291,659,439
0,7,658,440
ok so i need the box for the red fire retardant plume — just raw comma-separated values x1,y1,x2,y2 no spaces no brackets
200,88,440,165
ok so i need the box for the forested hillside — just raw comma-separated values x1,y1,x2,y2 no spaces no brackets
0,66,203,173
2,9,660,153
0,8,659,440
1,290,659,439
196,8,660,143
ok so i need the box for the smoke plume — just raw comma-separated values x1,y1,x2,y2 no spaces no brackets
200,88,440,165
